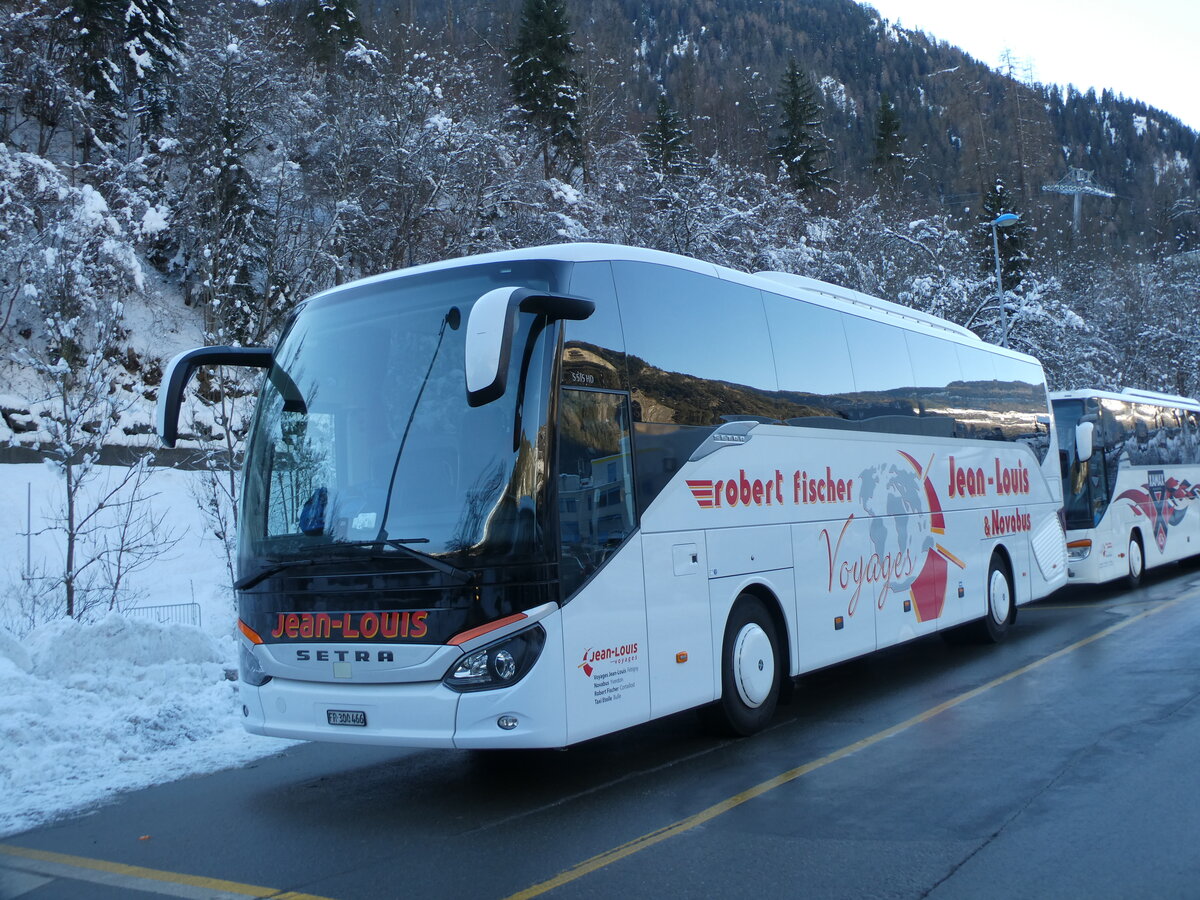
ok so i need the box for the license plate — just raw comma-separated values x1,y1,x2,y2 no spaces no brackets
326,709,367,727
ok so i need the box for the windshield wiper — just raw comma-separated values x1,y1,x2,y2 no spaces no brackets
235,539,474,591
376,310,457,539
342,538,475,583
235,554,365,591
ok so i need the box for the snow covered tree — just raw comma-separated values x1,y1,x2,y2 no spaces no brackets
769,58,833,195
303,0,363,67
59,0,125,155
0,4,74,154
978,178,1030,290
640,95,694,179
0,143,177,620
172,26,277,345
120,0,183,141
509,0,584,179
50,0,179,160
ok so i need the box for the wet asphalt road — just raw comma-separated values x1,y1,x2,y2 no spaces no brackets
4,566,1200,900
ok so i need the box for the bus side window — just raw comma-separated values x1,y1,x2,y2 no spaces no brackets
1189,412,1200,464
993,356,1052,463
842,316,918,426
557,389,636,600
1099,402,1127,499
762,290,857,422
904,330,965,438
612,261,778,427
564,261,627,392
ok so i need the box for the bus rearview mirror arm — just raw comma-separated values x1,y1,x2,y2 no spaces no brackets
465,287,595,407
157,346,274,448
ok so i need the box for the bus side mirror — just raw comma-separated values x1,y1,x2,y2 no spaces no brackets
1075,420,1095,462
465,287,595,407
157,346,273,448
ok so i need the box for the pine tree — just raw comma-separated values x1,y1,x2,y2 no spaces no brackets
873,92,905,195
55,0,182,156
979,178,1030,289
61,0,125,153
509,0,583,179
640,95,694,178
122,0,183,138
769,58,833,195
305,0,363,66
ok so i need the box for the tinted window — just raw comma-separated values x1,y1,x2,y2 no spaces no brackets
843,316,916,392
1098,399,1130,498
631,422,709,518
563,261,627,391
613,262,778,426
557,389,636,599
1188,412,1200,464
905,331,966,436
840,315,922,433
764,291,857,420
1159,407,1187,465
1122,402,1195,466
992,355,1052,463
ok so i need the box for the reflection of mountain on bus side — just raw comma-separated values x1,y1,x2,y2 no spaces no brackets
565,341,1048,451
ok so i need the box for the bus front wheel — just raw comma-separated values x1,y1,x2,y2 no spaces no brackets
1126,533,1144,588
980,555,1014,644
714,595,781,736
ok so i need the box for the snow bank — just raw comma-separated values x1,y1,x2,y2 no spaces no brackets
0,464,299,838
0,615,295,837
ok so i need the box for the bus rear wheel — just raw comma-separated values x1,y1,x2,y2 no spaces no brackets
1126,533,1144,588
714,595,781,736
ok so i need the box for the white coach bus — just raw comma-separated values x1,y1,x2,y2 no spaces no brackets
1051,389,1200,586
158,243,1067,748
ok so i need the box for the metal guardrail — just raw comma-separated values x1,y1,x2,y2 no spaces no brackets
125,602,202,628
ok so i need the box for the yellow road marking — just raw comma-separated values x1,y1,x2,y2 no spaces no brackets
0,842,334,899
508,593,1190,900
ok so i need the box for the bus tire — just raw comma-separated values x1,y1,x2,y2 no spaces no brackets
1126,532,1144,588
714,595,781,736
980,554,1014,644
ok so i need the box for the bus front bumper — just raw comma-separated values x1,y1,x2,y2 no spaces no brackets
239,669,568,749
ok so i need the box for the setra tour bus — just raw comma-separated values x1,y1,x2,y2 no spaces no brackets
1051,388,1200,586
158,243,1068,748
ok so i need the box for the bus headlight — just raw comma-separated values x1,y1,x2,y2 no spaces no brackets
444,625,545,692
239,643,272,687
1066,539,1092,561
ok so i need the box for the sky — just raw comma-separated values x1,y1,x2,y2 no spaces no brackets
858,0,1200,131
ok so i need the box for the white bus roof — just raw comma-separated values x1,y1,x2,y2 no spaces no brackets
308,242,1041,362
1050,388,1200,412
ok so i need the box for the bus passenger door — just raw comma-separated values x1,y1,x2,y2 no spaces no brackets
556,388,650,744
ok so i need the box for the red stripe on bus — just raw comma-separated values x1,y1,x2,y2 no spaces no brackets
449,612,528,646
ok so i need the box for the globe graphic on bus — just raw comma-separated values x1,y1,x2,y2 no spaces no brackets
856,462,936,599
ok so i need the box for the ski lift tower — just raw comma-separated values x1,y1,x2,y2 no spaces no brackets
1042,167,1115,234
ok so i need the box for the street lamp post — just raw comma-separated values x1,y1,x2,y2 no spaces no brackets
990,213,1020,348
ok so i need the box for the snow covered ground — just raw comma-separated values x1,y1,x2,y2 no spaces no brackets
0,463,298,838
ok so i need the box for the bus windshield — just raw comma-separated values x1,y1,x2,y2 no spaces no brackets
238,261,563,577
